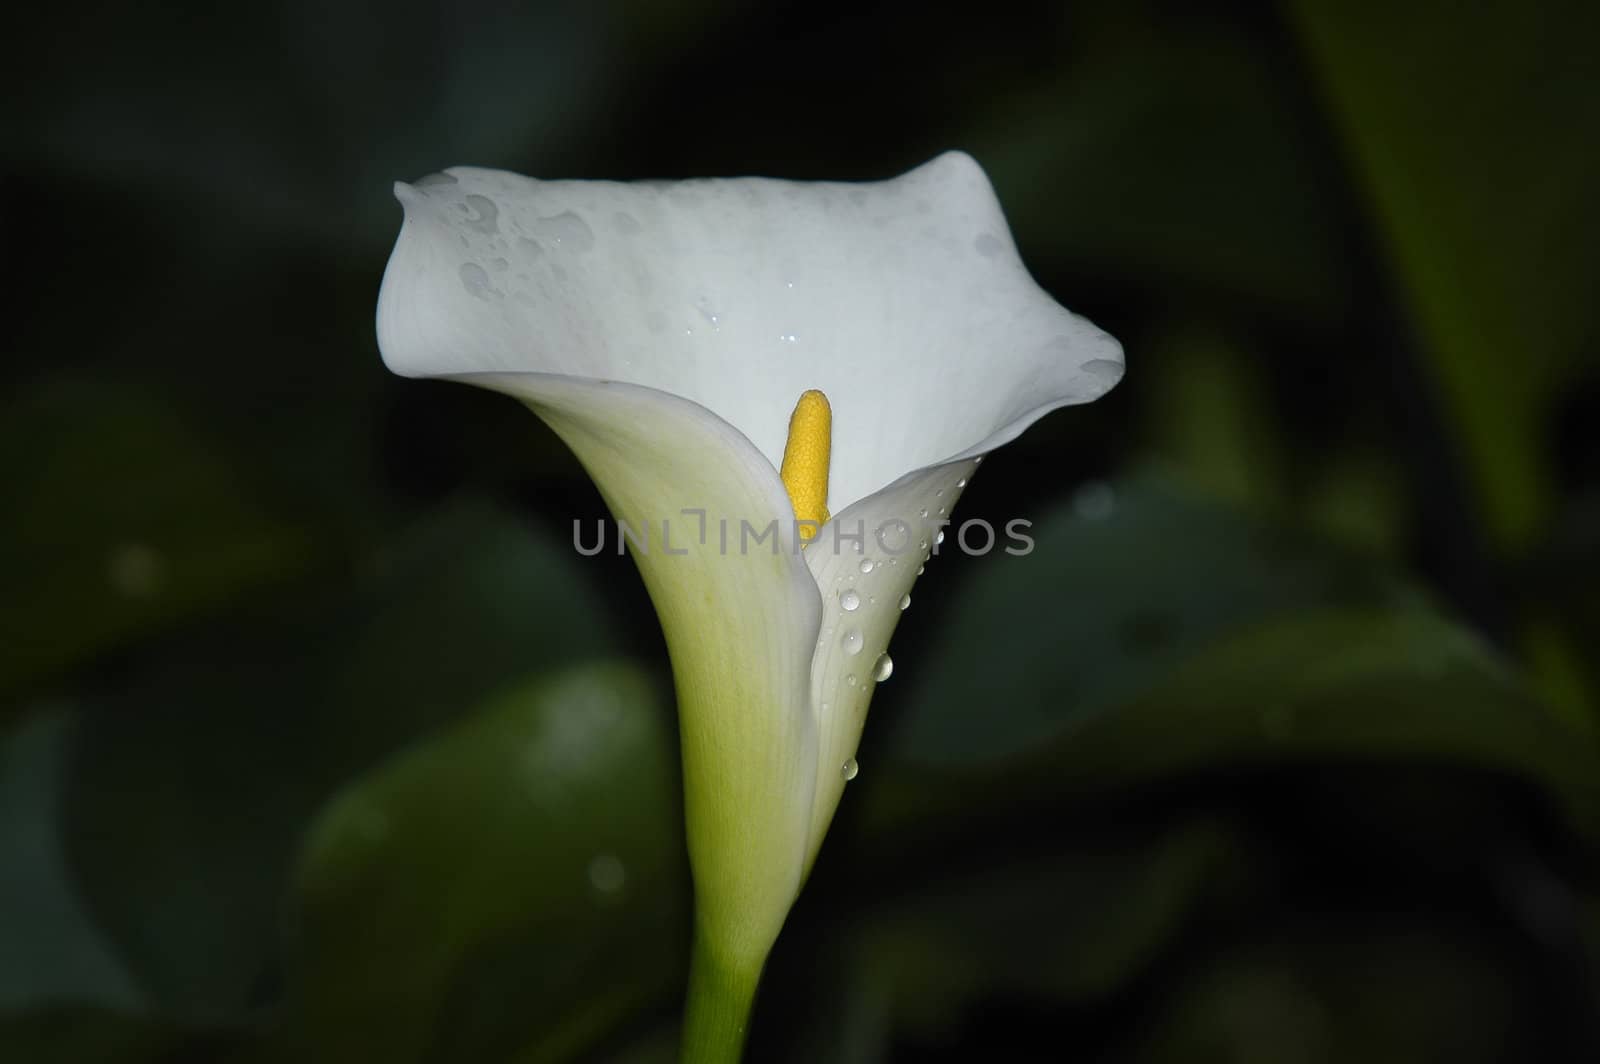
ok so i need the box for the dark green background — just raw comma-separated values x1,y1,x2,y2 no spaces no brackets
4,1,1599,1060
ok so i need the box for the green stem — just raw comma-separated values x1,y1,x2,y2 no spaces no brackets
681,931,762,1064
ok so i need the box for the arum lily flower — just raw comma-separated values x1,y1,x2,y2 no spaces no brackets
376,151,1122,1060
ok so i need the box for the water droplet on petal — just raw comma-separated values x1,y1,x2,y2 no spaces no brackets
463,194,499,234
841,758,859,781
918,507,929,519
459,262,496,300
916,564,925,575
899,593,911,610
935,530,945,546
858,558,875,574
957,478,968,488
873,653,893,682
840,589,860,612
846,673,858,687
841,629,863,655
1083,358,1124,385
532,210,595,251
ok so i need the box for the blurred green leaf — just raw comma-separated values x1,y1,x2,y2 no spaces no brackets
0,1008,203,1064
279,662,687,1064
875,606,1600,843
0,377,322,705
854,817,1231,1036
1290,0,1600,550
870,474,1599,835
60,502,622,1021
1127,920,1527,1064
884,472,1416,766
1535,494,1600,695
1141,328,1290,512
0,711,142,1013
3,3,619,252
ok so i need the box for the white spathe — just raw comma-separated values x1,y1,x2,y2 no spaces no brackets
376,151,1122,973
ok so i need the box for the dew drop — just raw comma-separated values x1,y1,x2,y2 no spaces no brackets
532,210,595,251
840,589,860,612
840,758,859,782
872,653,894,682
858,558,875,574
463,193,500,234
899,593,911,610
459,262,496,300
841,629,864,655
1083,358,1124,384
918,507,929,518
935,530,945,546
957,477,968,488
846,673,858,687
916,564,925,575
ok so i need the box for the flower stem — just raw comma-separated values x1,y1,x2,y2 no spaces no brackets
681,932,762,1064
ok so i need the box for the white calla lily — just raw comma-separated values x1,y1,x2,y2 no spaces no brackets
376,150,1121,1059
